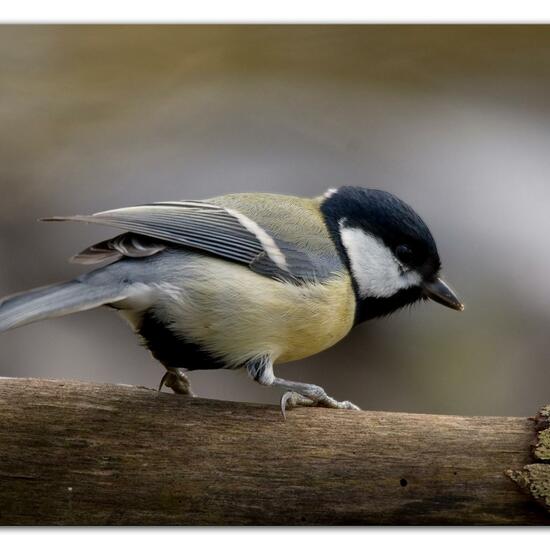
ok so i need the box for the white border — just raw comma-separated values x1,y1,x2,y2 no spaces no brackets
1,2,548,542
2,529,550,549
1,0,550,23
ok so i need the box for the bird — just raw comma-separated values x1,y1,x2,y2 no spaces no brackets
0,186,463,417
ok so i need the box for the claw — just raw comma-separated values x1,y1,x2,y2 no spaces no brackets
158,370,195,396
280,391,316,419
280,391,293,420
157,371,170,393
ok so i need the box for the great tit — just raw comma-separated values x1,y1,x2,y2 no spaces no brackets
0,186,463,416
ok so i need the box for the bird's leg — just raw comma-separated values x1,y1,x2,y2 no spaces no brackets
246,357,360,419
158,368,195,396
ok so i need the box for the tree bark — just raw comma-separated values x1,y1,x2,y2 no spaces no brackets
0,377,548,525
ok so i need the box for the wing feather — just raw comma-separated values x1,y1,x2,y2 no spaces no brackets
46,204,264,264
44,201,339,282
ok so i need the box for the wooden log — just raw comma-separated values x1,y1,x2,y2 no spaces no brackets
0,377,548,525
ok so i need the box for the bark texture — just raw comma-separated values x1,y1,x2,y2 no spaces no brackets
0,377,548,525
507,405,550,513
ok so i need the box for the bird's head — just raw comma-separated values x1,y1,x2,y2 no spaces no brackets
321,186,463,323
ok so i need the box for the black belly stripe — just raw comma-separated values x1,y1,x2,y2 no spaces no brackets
138,310,227,371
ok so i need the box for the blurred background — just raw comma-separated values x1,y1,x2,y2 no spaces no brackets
0,25,549,416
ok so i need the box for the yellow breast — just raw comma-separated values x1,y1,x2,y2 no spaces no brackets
272,276,356,364
164,256,356,367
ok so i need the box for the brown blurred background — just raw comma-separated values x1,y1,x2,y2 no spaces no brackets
0,25,549,416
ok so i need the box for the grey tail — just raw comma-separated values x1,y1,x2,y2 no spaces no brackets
0,278,131,333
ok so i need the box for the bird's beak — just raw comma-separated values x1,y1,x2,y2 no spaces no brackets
422,277,464,311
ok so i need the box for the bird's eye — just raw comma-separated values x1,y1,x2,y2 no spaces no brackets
395,244,413,264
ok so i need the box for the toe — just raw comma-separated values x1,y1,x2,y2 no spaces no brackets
280,391,315,419
157,372,171,393
340,401,361,411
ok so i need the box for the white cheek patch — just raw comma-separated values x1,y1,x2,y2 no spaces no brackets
339,225,421,298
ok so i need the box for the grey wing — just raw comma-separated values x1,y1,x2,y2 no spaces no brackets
43,201,339,283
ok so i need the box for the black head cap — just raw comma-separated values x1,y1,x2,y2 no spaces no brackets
322,186,441,278
321,187,447,322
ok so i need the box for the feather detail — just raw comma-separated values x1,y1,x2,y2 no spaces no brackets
43,196,343,283
71,234,166,265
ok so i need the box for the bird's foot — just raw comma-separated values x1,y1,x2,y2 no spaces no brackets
280,391,360,419
158,369,195,397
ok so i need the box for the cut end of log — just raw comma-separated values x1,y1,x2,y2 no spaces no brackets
507,466,550,513
507,404,550,514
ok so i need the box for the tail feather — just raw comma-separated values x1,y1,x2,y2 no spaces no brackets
0,279,130,333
